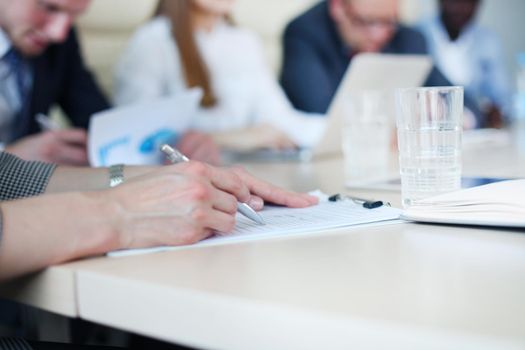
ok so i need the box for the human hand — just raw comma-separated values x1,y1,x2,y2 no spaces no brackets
5,129,88,165
230,166,319,209
167,162,318,211
253,124,297,150
109,161,260,247
175,130,221,165
212,124,297,152
108,161,317,249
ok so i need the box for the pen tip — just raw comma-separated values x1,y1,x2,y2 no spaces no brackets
256,214,266,226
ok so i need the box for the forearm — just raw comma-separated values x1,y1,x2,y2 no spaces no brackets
0,192,119,281
46,165,157,193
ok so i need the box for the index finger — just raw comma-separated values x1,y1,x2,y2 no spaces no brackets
182,163,252,204
207,166,252,204
233,168,318,208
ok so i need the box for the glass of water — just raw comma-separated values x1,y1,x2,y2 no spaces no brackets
396,86,464,207
342,90,393,185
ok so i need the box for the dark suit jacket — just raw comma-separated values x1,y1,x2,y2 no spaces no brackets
12,28,110,140
280,1,453,114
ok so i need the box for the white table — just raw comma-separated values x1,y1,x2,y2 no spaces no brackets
2,130,525,350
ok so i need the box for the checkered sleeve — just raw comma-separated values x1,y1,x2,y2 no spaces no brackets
0,152,57,201
0,206,3,248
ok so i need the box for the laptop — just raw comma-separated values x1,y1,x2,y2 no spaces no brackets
312,53,432,159
223,53,433,163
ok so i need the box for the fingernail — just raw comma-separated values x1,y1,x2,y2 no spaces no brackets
305,195,319,205
248,196,264,211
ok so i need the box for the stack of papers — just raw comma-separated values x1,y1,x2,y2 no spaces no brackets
402,179,525,228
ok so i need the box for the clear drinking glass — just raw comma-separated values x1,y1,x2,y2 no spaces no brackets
342,90,392,185
396,87,464,207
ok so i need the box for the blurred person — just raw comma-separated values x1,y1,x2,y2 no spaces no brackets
419,0,512,128
0,0,219,165
114,0,326,153
280,0,460,115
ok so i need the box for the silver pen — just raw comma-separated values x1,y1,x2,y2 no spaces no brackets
160,144,266,225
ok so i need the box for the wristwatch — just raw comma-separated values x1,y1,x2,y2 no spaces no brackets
109,164,125,188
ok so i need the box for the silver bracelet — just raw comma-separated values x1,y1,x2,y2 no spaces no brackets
109,164,125,188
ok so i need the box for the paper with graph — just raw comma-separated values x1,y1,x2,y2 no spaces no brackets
88,89,202,166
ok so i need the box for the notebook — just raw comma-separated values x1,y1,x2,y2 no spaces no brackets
402,179,525,228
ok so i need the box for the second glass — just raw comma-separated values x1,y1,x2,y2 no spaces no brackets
342,90,393,185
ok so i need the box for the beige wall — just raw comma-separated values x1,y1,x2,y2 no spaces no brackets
76,0,159,99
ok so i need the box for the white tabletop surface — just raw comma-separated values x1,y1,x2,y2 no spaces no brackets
1,128,525,349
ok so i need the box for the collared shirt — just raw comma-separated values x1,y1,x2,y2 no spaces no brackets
419,17,512,117
0,28,33,144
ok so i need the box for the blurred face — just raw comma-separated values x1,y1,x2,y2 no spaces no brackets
192,0,235,17
440,0,480,33
0,0,90,56
331,0,399,52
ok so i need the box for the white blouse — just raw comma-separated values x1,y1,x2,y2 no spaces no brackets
114,17,325,148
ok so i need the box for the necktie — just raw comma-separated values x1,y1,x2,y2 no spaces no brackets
2,48,29,109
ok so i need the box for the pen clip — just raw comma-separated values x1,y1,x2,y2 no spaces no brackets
328,194,389,209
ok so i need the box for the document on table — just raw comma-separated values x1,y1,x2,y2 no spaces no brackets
109,199,402,257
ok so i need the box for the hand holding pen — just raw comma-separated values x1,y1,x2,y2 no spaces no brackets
161,144,266,225
36,113,61,131
4,113,88,165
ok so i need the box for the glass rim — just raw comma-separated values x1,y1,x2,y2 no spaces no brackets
395,86,464,94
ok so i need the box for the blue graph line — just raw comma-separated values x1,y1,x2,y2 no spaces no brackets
139,129,179,154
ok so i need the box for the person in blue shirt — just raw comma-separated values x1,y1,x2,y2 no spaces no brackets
418,0,512,128
280,0,468,117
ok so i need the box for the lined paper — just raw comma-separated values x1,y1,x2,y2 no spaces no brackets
109,200,401,257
